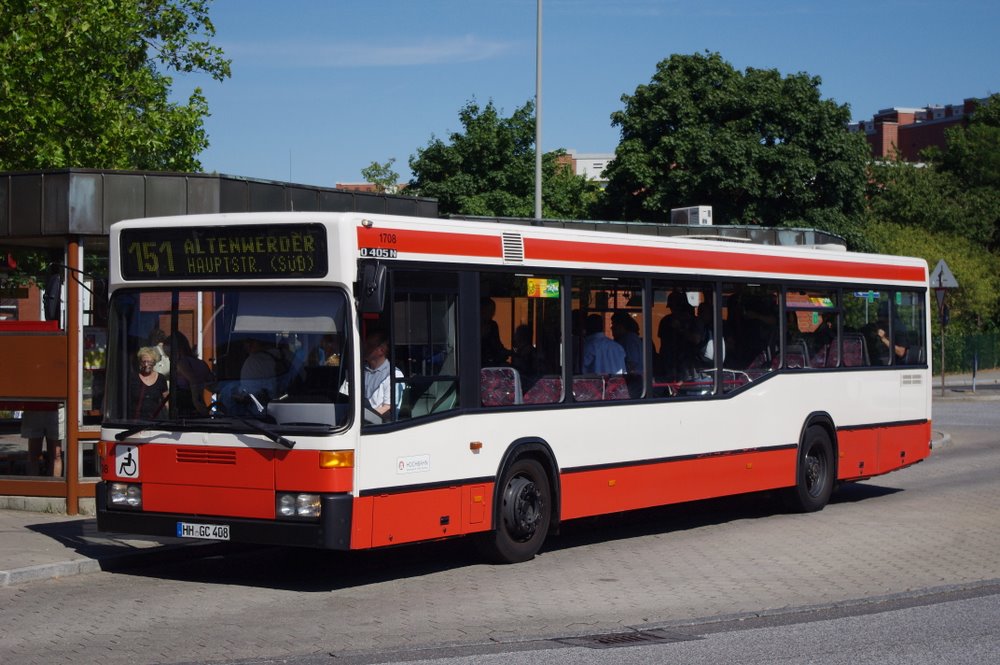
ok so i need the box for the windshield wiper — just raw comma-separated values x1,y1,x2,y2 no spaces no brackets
115,417,294,449
220,415,297,449
115,421,167,441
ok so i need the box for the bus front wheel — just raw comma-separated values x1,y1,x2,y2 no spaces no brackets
784,425,835,513
477,458,551,564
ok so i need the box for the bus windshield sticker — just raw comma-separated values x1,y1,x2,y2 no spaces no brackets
527,278,559,298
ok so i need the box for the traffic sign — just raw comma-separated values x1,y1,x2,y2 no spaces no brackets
930,259,959,289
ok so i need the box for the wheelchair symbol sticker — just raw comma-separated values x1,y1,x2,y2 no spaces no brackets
116,445,140,478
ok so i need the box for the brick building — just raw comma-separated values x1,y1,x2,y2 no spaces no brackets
849,98,982,161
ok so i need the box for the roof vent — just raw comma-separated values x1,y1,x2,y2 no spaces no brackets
502,232,524,264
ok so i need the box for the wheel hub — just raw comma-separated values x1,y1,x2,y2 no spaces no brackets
805,454,823,495
503,476,542,540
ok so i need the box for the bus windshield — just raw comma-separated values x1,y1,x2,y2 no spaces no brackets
104,287,352,432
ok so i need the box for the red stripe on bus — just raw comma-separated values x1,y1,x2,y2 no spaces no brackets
525,238,927,283
356,226,924,283
837,420,931,480
346,421,930,549
357,226,502,258
560,447,798,520
351,483,494,549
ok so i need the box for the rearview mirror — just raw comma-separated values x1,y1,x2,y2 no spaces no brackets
358,263,386,313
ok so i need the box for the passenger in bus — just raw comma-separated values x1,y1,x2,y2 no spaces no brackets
239,337,281,407
131,346,169,420
657,291,705,380
611,312,643,375
363,328,403,417
726,293,778,371
148,328,170,376
871,302,910,365
309,334,342,367
581,314,625,375
511,324,544,382
168,332,216,416
480,297,510,366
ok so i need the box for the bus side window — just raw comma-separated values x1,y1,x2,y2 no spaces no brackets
784,288,839,369
892,290,927,365
480,273,564,406
651,282,714,397
722,283,780,392
843,290,889,367
390,271,460,421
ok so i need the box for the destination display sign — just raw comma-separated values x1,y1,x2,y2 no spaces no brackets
120,224,328,280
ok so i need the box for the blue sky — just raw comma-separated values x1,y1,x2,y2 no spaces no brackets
182,0,999,188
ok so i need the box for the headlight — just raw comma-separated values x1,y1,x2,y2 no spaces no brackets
276,493,321,519
277,494,296,517
296,494,321,517
109,482,142,509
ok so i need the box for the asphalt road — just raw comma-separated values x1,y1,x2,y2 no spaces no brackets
1,399,997,665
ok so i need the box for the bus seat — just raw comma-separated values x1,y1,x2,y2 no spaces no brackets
842,333,869,367
522,375,563,404
605,375,630,400
785,339,809,369
480,367,522,407
572,376,605,402
810,344,832,368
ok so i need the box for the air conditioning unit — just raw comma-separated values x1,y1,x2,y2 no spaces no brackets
670,205,713,226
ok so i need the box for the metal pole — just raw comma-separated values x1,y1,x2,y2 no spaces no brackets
940,327,946,397
534,0,543,222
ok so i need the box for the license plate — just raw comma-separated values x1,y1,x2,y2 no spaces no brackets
176,522,230,541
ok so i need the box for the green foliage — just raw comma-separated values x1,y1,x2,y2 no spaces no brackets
601,52,870,229
408,99,600,219
866,159,995,246
360,158,401,194
0,0,230,172
0,246,63,287
866,95,1000,331
866,220,1000,331
933,94,1000,249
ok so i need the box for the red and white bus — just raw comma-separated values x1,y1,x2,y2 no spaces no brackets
97,212,931,563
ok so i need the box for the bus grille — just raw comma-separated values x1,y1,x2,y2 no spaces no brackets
176,448,237,465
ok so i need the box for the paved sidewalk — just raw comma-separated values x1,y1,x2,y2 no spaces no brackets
0,509,233,587
934,367,1000,400
1,369,996,588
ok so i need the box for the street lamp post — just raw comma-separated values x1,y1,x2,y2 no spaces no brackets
534,0,542,222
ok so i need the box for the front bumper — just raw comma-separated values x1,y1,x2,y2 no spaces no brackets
95,482,354,550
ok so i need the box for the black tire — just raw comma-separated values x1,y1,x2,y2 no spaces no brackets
783,425,835,513
476,458,552,564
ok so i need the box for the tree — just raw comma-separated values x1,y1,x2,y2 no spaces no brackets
0,0,231,172
866,220,1000,333
866,158,994,247
864,95,1000,330
932,94,1000,249
601,52,870,235
361,158,400,194
408,99,600,219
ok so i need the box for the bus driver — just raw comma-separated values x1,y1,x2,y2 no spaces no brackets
363,329,402,419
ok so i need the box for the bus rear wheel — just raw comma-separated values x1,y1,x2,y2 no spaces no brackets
477,458,551,564
783,425,835,513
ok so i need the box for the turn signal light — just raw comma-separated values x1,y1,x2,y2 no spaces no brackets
319,450,354,468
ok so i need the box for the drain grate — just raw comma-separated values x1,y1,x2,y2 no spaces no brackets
556,629,700,649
